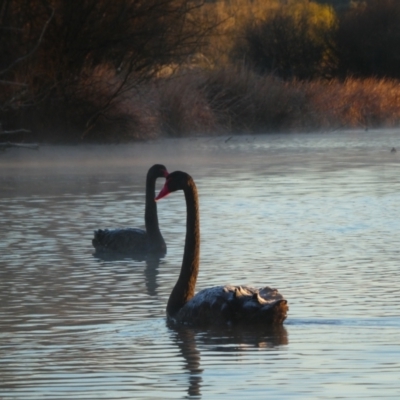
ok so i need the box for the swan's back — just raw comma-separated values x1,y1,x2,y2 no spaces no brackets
169,285,288,326
92,228,147,254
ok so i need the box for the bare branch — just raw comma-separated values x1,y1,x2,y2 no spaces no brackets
0,8,55,76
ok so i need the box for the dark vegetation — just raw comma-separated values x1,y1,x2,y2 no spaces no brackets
232,5,336,80
315,0,351,11
0,0,210,142
335,0,400,79
1,0,400,143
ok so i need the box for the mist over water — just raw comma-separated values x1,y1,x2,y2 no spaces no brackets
1,129,400,399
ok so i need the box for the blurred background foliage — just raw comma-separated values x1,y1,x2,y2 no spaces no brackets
1,0,400,142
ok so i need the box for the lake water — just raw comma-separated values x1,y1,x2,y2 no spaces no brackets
1,129,399,399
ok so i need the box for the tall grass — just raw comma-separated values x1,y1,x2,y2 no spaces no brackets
114,68,400,140
7,65,400,142
299,78,400,130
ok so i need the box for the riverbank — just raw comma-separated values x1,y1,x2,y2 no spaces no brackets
4,67,400,144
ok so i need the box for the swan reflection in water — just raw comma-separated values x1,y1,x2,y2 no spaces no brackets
92,252,162,297
168,322,288,397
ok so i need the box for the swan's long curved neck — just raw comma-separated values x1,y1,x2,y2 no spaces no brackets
167,178,200,317
145,173,161,240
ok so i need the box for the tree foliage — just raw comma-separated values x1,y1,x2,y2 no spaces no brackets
2,0,400,142
334,0,400,79
232,0,337,80
0,0,211,141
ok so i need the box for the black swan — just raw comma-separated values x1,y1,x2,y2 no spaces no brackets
155,171,288,326
92,164,168,255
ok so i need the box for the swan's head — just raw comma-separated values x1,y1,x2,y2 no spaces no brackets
155,171,192,201
149,164,169,178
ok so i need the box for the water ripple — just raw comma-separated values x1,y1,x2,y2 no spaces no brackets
1,131,400,398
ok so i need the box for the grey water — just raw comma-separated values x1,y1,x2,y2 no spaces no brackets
0,129,399,399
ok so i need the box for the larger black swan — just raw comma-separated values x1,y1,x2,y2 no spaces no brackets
155,171,288,326
92,164,168,256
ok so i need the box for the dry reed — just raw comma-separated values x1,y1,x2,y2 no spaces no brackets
146,70,400,136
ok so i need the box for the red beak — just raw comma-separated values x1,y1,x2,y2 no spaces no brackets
155,184,170,201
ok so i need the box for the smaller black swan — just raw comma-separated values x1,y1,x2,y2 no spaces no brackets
93,164,168,256
155,171,288,326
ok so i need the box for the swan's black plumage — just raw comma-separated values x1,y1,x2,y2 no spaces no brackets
156,171,288,326
92,164,168,256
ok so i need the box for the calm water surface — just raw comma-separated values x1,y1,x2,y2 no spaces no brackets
1,130,399,399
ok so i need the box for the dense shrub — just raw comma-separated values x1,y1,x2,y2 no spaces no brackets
199,67,305,132
0,0,211,142
194,0,281,66
315,0,350,11
152,70,400,134
231,0,337,80
334,0,400,79
2,0,400,142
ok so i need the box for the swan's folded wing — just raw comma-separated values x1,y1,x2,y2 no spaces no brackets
174,285,287,326
92,228,147,254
